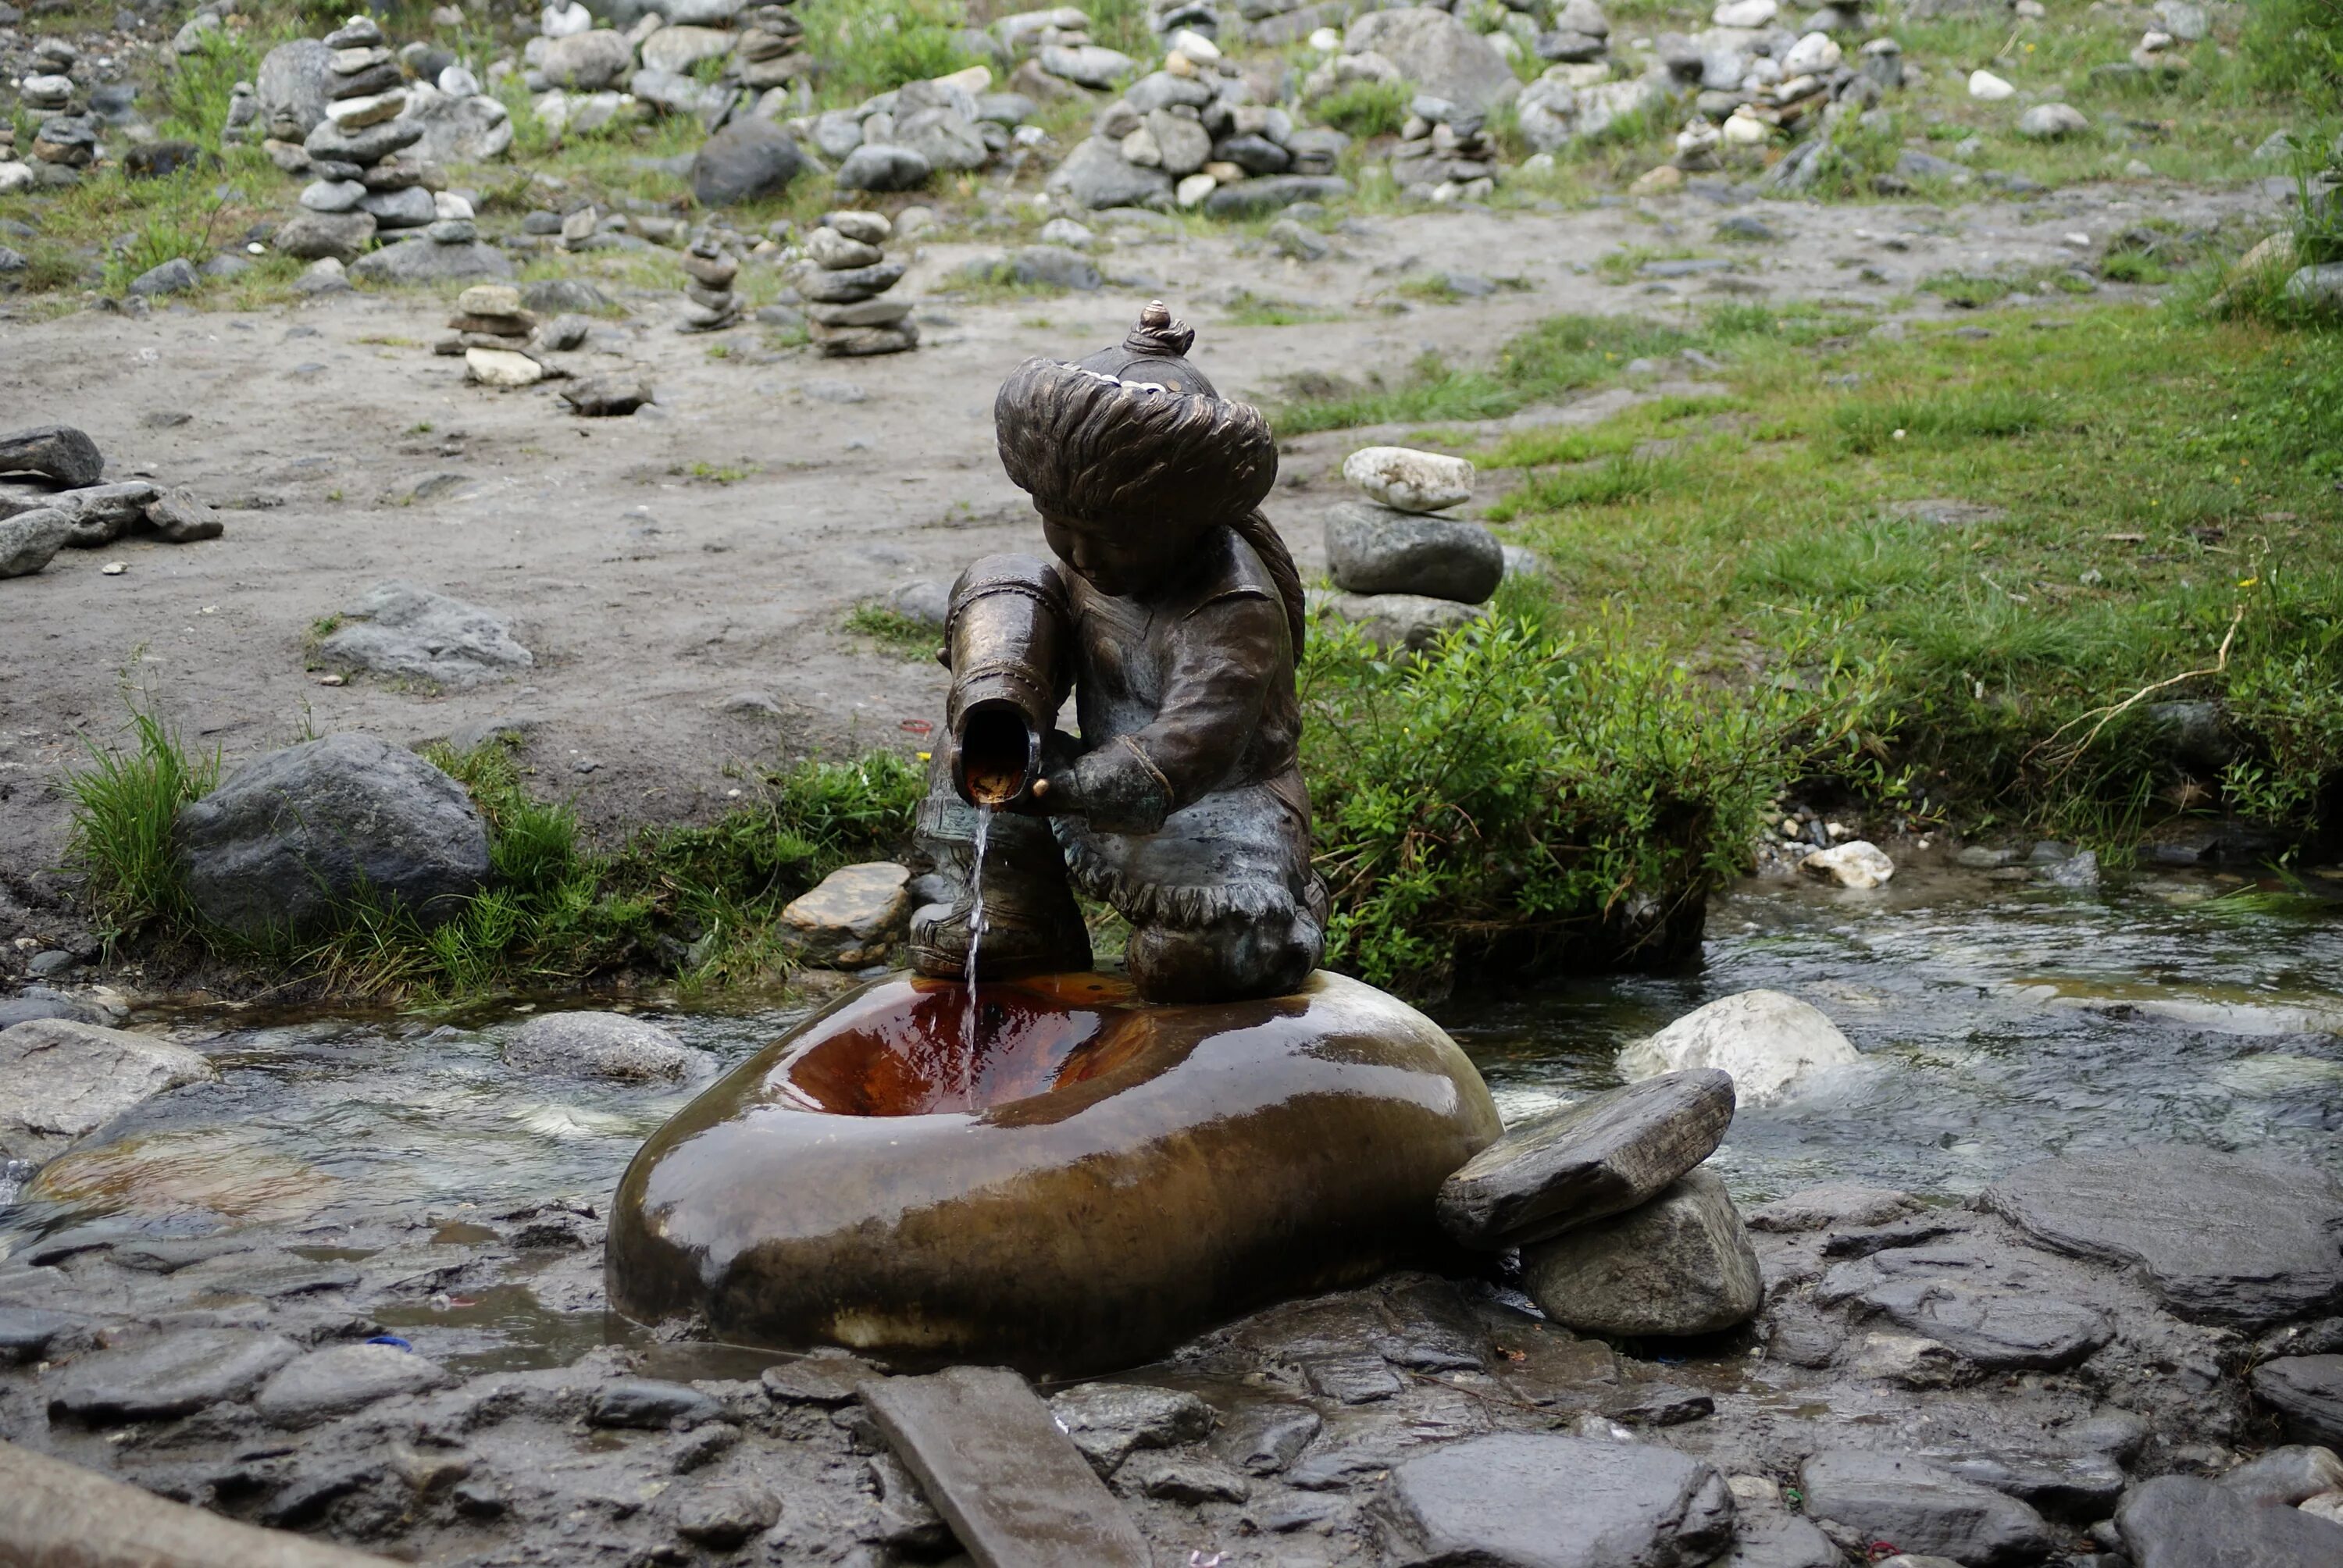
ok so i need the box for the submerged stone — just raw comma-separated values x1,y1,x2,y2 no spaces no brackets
607,970,1500,1375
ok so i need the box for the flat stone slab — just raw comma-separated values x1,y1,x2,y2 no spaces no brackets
1437,1069,1734,1249
2117,1474,2343,1568
255,1343,456,1428
1981,1145,2343,1327
48,1329,300,1424
0,1439,393,1566
0,1019,217,1164
1799,1449,2052,1566
1047,1382,1214,1476
861,1365,1150,1568
1860,1277,2113,1371
1371,1432,1735,1568
2252,1356,2343,1448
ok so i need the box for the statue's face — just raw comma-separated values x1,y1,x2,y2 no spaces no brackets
1040,510,1196,598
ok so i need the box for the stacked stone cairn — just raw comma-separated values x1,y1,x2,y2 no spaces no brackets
437,283,568,388
1046,23,1348,217
0,424,223,583
794,212,916,357
679,237,742,333
15,38,99,191
1436,1068,1761,1339
1314,446,1501,655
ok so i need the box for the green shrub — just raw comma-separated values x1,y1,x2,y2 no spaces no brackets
2243,0,2343,92
1300,617,1895,997
1314,79,1414,139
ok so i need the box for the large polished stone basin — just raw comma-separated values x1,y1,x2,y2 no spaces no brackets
608,970,1500,1377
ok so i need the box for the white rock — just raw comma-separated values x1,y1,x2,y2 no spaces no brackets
1175,171,1217,208
780,861,911,967
1168,27,1219,62
542,1,592,38
1343,446,1475,513
1781,31,1841,75
326,89,407,128
1800,839,1895,889
1616,989,1862,1107
437,64,481,98
0,1020,218,1164
466,347,544,387
1711,0,1777,26
433,191,475,220
1722,106,1771,144
2017,102,2090,140
1967,69,2015,101
1037,216,1094,248
1307,27,1342,52
0,161,34,195
2302,1492,2343,1526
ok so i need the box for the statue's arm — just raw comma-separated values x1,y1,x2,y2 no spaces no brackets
1055,590,1280,832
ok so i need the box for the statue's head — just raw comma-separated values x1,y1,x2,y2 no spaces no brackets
993,303,1278,597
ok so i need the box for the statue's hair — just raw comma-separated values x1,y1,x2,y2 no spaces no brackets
996,356,1306,654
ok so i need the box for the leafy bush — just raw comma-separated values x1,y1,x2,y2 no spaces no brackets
1301,618,1896,997
2243,0,2343,93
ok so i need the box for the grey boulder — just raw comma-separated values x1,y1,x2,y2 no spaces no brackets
1311,588,1482,654
1521,1167,1762,1338
176,733,490,939
349,237,515,284
835,143,932,192
1325,500,1503,604
254,1343,456,1427
127,257,198,297
1859,1277,2112,1371
2116,1474,2343,1568
1008,244,1101,291
896,106,990,173
0,508,72,578
1373,1432,1735,1568
316,580,533,687
1344,9,1520,113
273,208,377,263
2218,1445,2343,1507
0,424,102,489
0,1019,217,1164
48,482,159,548
1047,136,1173,209
257,37,335,137
1202,175,1350,218
1438,1069,1735,1248
502,1011,711,1082
1981,1144,2343,1327
694,118,804,207
145,488,223,543
1799,1449,2052,1566
538,28,636,91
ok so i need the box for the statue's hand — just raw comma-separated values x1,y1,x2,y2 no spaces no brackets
1025,731,1086,816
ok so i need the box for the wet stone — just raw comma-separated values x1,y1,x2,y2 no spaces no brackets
2252,1356,2343,1448
1982,1144,2343,1327
1303,1352,1404,1404
1047,1381,1214,1476
1521,1168,1763,1338
1438,1069,1735,1249
1216,1401,1321,1475
1798,1449,2052,1566
1934,1446,2127,1516
1860,1278,2113,1371
761,1349,880,1406
1136,1458,1250,1502
0,1019,217,1164
1603,1384,1714,1427
588,1377,724,1429
48,1329,299,1424
503,1011,709,1083
2116,1474,2343,1568
254,1342,456,1428
864,1366,1150,1568
2218,1445,2343,1507
671,1478,780,1548
1373,1432,1736,1568
0,1306,81,1363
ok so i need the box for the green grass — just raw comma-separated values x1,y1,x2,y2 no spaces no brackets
64,716,927,1001
1314,79,1412,140
845,604,943,658
1428,290,2343,851
797,0,978,108
1220,290,1344,327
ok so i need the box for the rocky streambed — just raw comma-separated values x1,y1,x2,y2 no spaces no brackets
2,866,2342,1566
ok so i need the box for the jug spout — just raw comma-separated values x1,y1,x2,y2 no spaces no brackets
944,554,1070,807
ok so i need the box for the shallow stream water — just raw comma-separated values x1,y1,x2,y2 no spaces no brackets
6,863,2340,1367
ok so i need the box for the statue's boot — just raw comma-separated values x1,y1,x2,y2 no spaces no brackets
908,791,1091,981
1125,905,1321,1004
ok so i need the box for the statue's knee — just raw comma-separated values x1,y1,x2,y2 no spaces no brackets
1127,907,1320,1003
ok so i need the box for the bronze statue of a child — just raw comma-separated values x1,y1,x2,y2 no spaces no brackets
908,304,1326,1003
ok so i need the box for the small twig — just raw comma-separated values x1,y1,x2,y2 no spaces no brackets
2025,602,2245,782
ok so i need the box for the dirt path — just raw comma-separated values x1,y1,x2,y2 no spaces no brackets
0,178,2288,900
